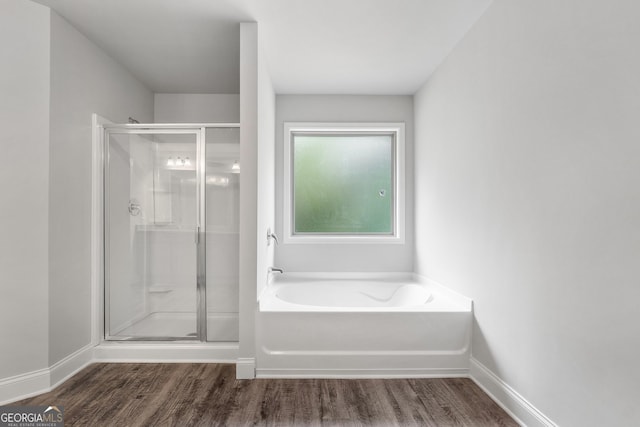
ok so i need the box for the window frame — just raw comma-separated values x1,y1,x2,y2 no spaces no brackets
283,122,405,244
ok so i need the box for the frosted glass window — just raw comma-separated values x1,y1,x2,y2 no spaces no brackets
292,133,394,234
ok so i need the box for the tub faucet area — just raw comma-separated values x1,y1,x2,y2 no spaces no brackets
269,267,284,274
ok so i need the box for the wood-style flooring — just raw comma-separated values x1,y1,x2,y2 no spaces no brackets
13,363,518,426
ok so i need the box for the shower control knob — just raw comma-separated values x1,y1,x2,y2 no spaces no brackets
128,199,141,216
267,228,279,246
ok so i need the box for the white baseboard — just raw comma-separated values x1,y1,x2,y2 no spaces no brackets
49,344,95,386
236,358,256,379
0,345,94,406
469,358,557,427
256,367,469,379
0,368,51,406
1,342,239,405
2,343,552,427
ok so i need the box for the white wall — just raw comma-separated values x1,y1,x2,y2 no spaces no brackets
154,94,240,123
275,95,414,272
238,22,259,377
0,0,50,381
237,21,275,377
256,29,276,301
49,11,154,364
414,1,640,425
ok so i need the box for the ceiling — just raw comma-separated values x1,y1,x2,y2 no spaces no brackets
34,0,491,94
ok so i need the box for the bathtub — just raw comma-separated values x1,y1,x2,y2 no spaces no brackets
256,273,472,378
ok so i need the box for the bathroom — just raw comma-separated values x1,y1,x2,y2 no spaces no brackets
2,0,466,378
2,1,640,426
97,91,470,377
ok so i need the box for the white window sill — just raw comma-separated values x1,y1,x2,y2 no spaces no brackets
283,234,405,245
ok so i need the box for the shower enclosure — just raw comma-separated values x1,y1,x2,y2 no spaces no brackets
103,124,240,341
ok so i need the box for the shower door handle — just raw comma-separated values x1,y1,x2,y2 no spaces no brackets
195,226,200,244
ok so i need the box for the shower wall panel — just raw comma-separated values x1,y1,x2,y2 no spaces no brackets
145,229,196,313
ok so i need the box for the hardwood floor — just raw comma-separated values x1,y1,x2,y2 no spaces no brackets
12,364,518,426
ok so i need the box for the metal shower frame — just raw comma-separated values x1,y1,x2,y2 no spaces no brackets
102,122,240,342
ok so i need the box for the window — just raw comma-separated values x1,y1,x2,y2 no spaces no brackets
283,123,405,244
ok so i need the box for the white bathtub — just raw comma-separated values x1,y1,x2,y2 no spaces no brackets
256,273,472,378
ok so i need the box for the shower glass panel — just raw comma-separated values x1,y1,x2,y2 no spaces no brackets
105,130,201,340
205,127,240,341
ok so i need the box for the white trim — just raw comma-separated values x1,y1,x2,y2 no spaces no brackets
0,345,94,406
93,342,239,363
0,368,50,406
282,122,406,245
470,357,557,427
256,367,468,379
236,358,256,379
0,342,239,404
49,344,95,387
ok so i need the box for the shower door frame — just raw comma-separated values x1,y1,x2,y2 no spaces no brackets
102,123,238,342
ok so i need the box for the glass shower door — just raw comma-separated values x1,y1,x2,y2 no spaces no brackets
105,129,202,340
205,127,240,341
